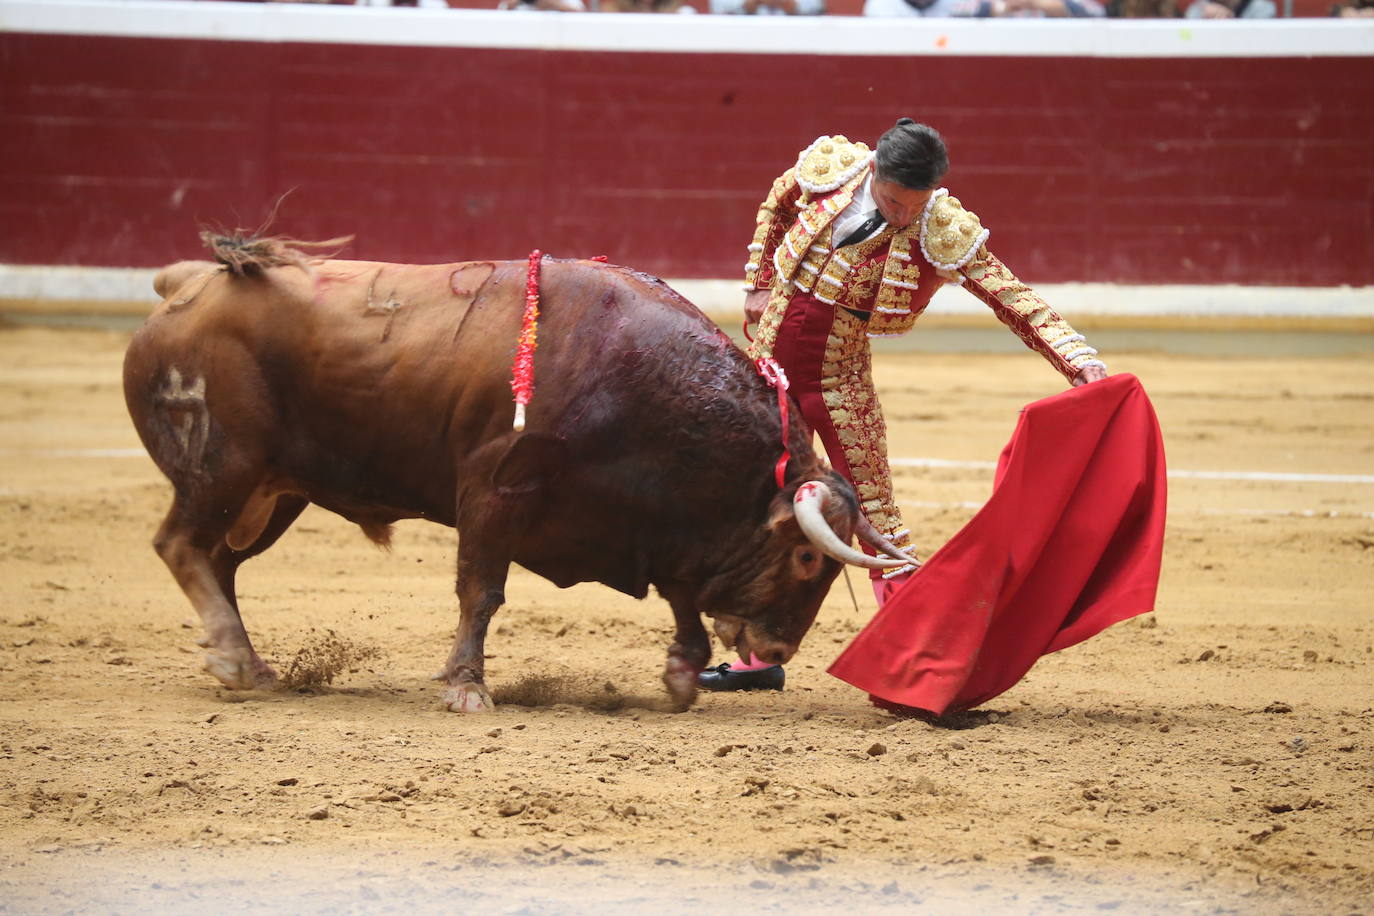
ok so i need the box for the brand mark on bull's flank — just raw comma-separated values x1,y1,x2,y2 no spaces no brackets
158,367,209,468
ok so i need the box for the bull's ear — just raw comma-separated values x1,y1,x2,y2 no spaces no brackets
765,493,798,532
492,433,567,496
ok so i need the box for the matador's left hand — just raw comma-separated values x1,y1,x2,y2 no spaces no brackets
1072,366,1109,387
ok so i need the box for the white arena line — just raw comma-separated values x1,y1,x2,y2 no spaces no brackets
901,500,1374,520
1,448,1370,486
891,456,1374,485
3,448,1367,517
7,266,1374,320
0,447,149,458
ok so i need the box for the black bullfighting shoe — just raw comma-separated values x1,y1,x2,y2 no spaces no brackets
697,663,785,692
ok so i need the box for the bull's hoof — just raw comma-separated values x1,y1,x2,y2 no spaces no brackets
662,657,700,712
442,682,494,713
203,648,279,691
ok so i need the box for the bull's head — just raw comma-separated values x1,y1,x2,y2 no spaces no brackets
703,472,913,666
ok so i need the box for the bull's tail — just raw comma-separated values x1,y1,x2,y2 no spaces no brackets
200,228,353,277
148,224,353,308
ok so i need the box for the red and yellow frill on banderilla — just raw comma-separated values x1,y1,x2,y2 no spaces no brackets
511,250,607,431
743,135,1106,565
510,249,542,431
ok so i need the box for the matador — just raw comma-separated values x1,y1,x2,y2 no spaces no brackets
700,118,1109,693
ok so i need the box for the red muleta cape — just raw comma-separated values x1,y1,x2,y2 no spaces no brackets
828,373,1167,716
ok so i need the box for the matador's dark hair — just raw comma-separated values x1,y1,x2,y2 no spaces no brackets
875,118,949,191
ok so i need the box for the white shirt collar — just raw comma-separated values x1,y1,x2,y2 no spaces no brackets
831,171,882,250
853,171,876,214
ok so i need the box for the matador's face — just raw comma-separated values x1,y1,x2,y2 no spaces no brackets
873,176,941,230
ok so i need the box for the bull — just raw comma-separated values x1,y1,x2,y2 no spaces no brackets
122,236,910,712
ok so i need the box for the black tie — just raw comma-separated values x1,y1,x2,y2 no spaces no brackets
836,210,886,249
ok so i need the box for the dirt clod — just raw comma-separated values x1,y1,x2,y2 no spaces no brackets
278,631,382,689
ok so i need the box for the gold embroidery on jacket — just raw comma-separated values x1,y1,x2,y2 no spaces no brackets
919,192,988,271
816,310,910,546
960,246,1100,381
866,228,924,337
796,136,874,194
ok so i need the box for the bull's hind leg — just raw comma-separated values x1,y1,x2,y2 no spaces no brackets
199,494,310,649
154,489,302,690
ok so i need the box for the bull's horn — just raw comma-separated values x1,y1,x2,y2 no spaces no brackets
793,481,910,570
855,513,921,566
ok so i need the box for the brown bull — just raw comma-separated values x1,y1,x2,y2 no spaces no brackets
123,239,909,712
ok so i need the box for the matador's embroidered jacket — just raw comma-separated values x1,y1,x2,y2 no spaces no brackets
744,135,1106,380
742,135,1105,567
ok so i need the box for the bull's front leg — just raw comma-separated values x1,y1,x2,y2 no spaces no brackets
659,587,711,712
435,483,522,713
437,559,506,713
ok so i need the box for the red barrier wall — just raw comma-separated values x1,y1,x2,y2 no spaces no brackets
2,30,1371,285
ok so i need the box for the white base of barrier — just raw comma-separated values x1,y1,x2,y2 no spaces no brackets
2,264,1371,321
671,279,1374,322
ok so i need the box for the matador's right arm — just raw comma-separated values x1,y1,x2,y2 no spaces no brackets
743,167,804,294
919,191,1107,383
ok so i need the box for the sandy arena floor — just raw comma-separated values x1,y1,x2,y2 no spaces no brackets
0,323,1371,915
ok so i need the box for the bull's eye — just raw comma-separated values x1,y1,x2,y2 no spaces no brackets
792,547,823,581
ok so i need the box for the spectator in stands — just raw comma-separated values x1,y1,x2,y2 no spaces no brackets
1107,0,1180,17
865,0,1102,15
991,0,1105,14
862,0,981,14
711,0,823,13
498,0,586,9
1183,0,1274,15
602,0,697,10
1332,0,1374,14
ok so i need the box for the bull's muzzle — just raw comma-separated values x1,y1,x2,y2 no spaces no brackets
712,614,797,666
